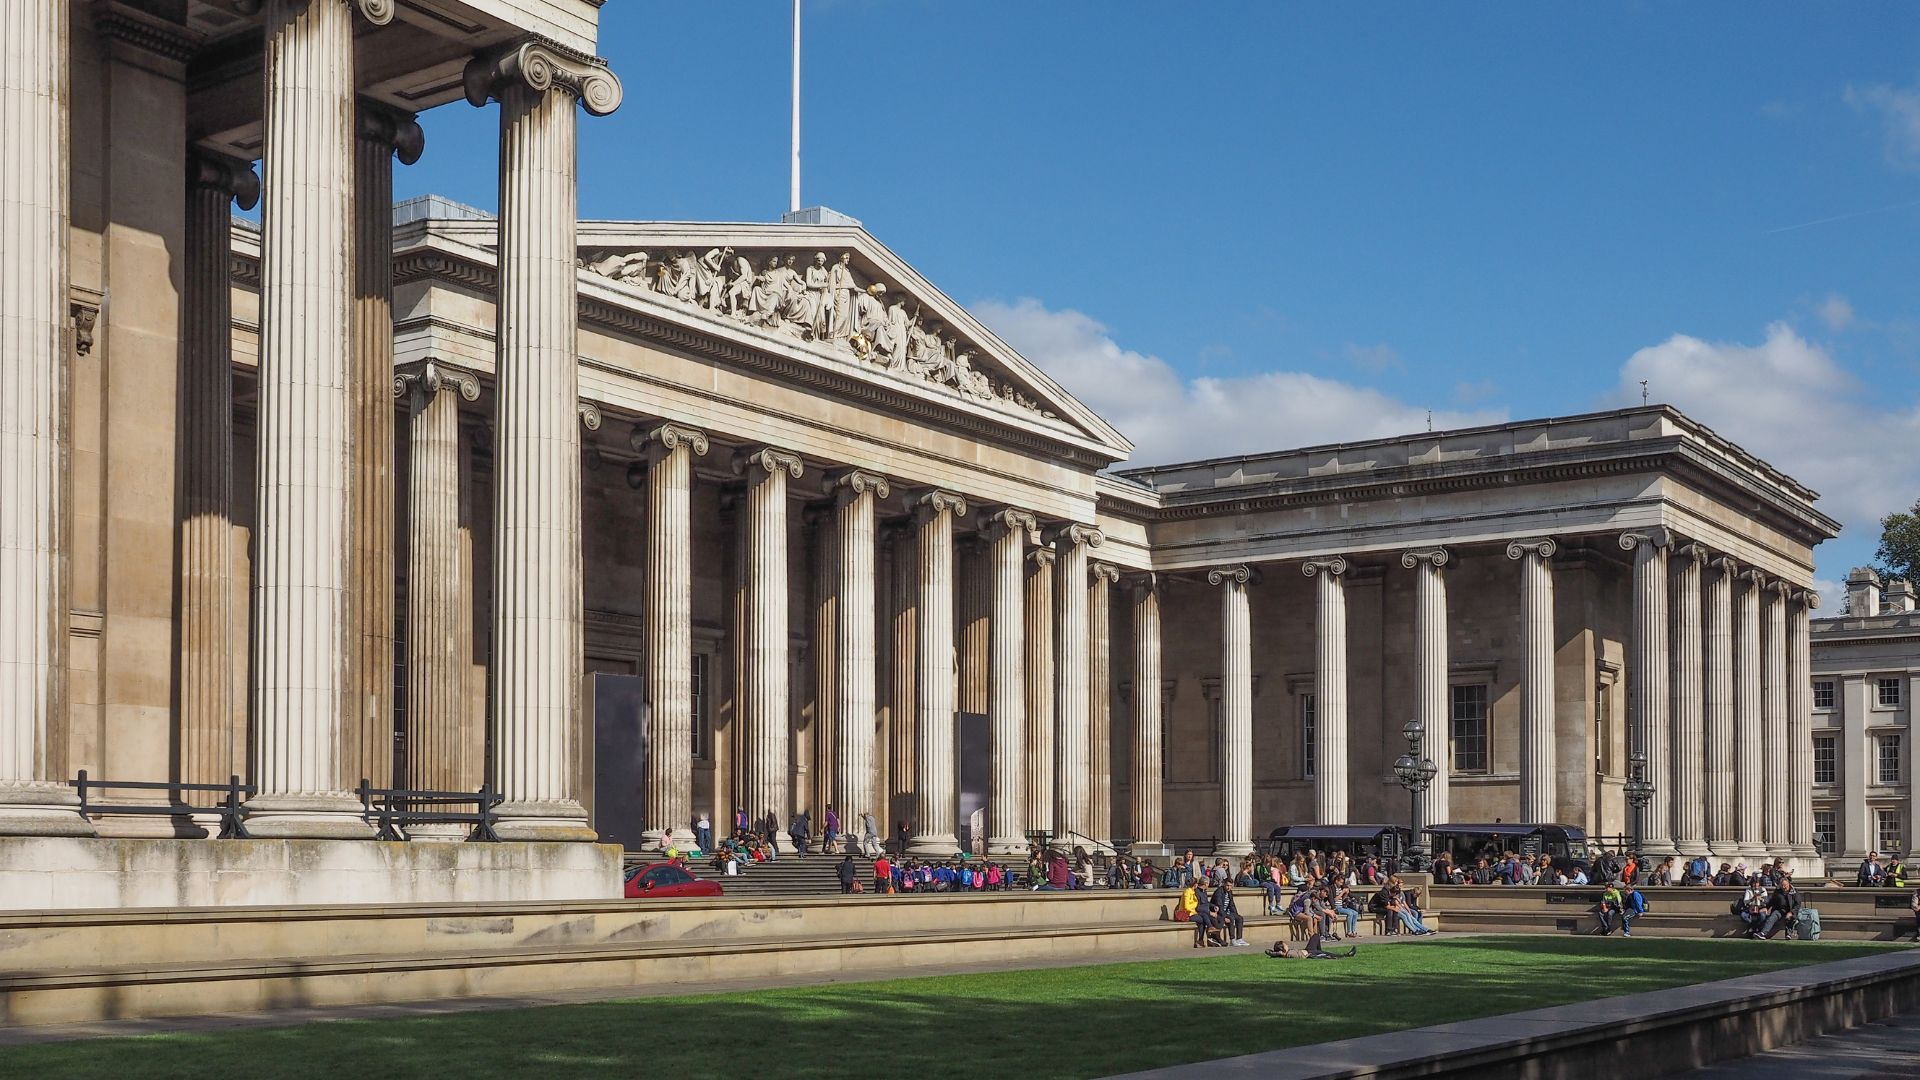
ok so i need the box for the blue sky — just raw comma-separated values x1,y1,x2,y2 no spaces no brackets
400,2,1920,594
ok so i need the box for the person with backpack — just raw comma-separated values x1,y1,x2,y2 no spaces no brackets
836,853,857,894
1683,854,1712,885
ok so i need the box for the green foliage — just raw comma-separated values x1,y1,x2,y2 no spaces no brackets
1880,499,1920,582
0,937,1899,1080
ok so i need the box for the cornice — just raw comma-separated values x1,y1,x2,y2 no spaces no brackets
94,1,203,65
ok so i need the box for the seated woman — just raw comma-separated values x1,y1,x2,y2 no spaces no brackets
1174,881,1200,922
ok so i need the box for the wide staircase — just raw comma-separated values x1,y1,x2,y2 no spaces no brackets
676,852,1039,899
1431,884,1916,940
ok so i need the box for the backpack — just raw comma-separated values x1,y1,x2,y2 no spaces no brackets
1626,889,1649,914
1162,868,1180,888
1795,908,1822,940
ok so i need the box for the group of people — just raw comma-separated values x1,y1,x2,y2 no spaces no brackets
863,853,1019,894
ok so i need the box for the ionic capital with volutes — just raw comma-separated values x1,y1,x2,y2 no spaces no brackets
631,422,711,461
1617,526,1671,553
833,469,892,503
734,446,805,480
1090,561,1122,585
1206,565,1257,587
1400,547,1449,570
1506,537,1558,561
912,490,968,524
1671,541,1707,566
1044,523,1104,551
1301,556,1349,579
188,150,260,210
357,98,425,166
464,38,624,116
982,507,1038,542
393,360,480,410
577,401,603,431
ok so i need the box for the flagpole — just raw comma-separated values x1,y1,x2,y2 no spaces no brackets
790,0,801,214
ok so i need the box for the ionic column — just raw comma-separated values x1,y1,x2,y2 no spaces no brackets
396,363,481,823
346,101,425,792
1620,528,1675,854
178,153,258,808
1052,524,1102,844
1209,566,1255,857
1734,569,1766,856
1303,558,1350,824
985,510,1035,853
1129,576,1167,857
886,522,918,833
911,491,967,854
1402,549,1450,829
833,470,889,846
738,448,803,847
245,0,377,837
1507,538,1558,824
0,0,90,835
1024,546,1057,838
1704,555,1738,855
464,40,621,841
1089,562,1121,845
1762,580,1790,851
1787,591,1818,858
635,424,710,851
1669,544,1708,854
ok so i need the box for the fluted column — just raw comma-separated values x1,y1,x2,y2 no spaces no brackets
985,509,1034,853
1704,555,1738,855
1507,538,1558,824
0,0,90,835
1129,576,1167,856
635,424,710,850
1024,546,1057,838
887,522,918,832
178,153,259,809
1303,558,1350,824
245,0,373,837
1402,549,1450,829
465,40,621,841
1788,591,1818,859
833,470,889,844
1621,528,1674,854
396,363,481,822
1052,524,1101,844
1209,566,1255,856
1762,580,1790,851
1669,544,1708,854
1734,569,1766,856
738,448,803,847
911,491,966,854
1089,561,1121,845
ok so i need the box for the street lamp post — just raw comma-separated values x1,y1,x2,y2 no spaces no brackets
1624,748,1655,863
1392,718,1439,872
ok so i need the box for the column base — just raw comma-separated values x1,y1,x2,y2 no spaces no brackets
908,832,959,857
1129,841,1172,859
1214,841,1254,857
0,783,96,838
492,800,598,843
1706,840,1744,864
987,834,1029,856
243,793,376,839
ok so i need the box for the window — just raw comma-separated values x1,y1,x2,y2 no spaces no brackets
1814,736,1836,786
1878,809,1904,855
1881,735,1904,785
1813,810,1836,856
1880,679,1904,708
691,653,711,760
1813,680,1835,710
1299,692,1316,780
1450,684,1490,774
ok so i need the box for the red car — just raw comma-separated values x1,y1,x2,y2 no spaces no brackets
624,861,725,899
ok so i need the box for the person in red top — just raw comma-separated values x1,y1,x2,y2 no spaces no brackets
873,854,893,895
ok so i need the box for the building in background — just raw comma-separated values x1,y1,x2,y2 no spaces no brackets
1811,568,1920,867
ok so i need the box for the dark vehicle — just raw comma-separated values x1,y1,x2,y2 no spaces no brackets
1424,823,1591,874
1264,824,1411,863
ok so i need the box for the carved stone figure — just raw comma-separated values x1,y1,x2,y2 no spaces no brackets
751,271,784,328
828,253,856,340
885,296,911,371
587,251,651,290
666,251,699,303
851,283,889,360
804,252,831,340
696,247,727,311
725,252,755,315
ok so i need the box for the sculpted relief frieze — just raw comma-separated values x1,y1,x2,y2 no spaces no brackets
581,246,1057,420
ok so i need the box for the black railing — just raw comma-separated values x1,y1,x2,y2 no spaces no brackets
355,780,502,843
70,771,254,838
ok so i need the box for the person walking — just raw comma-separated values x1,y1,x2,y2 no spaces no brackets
694,813,713,855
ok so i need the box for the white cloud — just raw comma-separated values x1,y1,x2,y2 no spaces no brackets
1818,294,1855,331
1613,322,1920,571
970,298,1504,467
1846,81,1920,170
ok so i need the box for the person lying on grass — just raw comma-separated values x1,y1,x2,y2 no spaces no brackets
1265,933,1356,959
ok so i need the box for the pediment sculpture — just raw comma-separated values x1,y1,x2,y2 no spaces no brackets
582,247,1056,419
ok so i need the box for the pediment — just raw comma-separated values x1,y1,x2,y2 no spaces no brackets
570,221,1133,462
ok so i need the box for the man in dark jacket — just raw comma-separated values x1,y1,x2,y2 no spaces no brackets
836,853,857,894
1210,881,1247,946
1759,879,1804,939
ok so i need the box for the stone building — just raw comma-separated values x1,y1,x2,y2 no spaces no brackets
1811,568,1920,866
0,1,1840,909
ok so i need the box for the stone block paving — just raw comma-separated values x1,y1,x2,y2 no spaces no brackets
1685,1010,1920,1078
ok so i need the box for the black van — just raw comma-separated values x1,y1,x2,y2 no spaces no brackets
1423,823,1591,875
1265,824,1411,863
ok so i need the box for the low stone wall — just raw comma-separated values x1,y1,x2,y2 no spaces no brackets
0,837,623,910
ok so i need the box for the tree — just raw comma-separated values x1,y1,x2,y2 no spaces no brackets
1879,499,1920,582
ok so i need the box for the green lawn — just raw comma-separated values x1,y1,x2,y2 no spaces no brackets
0,936,1902,1080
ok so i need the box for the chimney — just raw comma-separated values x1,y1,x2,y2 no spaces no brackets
1847,567,1884,617
1888,578,1917,614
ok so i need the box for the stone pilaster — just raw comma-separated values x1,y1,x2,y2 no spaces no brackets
1734,569,1766,857
1051,524,1101,845
1506,538,1558,825
1024,546,1057,839
245,0,373,837
737,448,803,846
178,152,258,808
1669,544,1708,854
464,39,621,841
396,363,481,820
1401,549,1450,829
0,0,90,835
1620,528,1674,854
1303,558,1349,825
344,100,424,792
833,470,888,844
635,423,709,850
1787,591,1818,859
1209,566,1255,857
1704,555,1738,856
1762,580,1790,851
985,509,1035,854
1089,561,1121,845
910,491,966,854
1129,576,1167,857
887,521,918,834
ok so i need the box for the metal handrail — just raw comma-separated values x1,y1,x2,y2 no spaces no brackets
69,771,254,839
355,780,502,843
